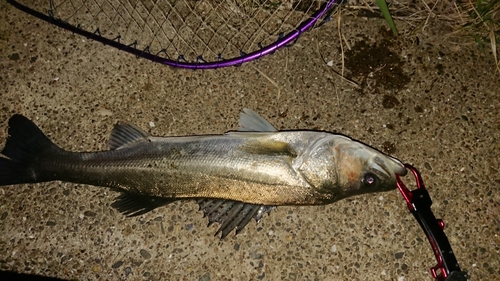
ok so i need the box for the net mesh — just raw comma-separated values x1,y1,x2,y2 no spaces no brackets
20,0,329,63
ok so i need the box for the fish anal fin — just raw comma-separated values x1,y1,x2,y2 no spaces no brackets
196,199,275,239
111,192,175,217
109,122,151,150
238,109,277,132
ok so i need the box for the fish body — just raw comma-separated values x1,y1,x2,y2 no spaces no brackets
0,109,406,237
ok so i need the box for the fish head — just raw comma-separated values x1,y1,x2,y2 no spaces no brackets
296,134,407,203
332,139,407,197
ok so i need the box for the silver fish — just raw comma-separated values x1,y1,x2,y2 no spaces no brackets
0,109,407,238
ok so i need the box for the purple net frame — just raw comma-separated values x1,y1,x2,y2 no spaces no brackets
7,0,338,69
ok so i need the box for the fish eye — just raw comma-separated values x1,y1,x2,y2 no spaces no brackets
362,173,379,187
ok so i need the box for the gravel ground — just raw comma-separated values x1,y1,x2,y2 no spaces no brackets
0,0,498,280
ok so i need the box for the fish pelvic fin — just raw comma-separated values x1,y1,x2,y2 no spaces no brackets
238,108,277,132
111,192,177,217
109,122,151,150
0,115,60,186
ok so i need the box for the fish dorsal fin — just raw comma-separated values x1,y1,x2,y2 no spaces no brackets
238,108,277,132
235,109,295,157
109,122,151,150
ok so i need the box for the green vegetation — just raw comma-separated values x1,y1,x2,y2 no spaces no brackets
375,0,398,36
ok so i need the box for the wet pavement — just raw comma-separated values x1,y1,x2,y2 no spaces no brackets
0,1,499,280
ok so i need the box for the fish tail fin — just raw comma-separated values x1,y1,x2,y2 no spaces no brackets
0,114,59,186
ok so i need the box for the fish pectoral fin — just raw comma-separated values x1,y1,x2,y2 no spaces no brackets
236,138,297,157
109,122,151,150
111,192,176,217
238,108,277,132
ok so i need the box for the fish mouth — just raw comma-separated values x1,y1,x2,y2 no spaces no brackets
388,157,408,176
372,156,408,179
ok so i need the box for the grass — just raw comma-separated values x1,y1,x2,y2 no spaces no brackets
463,0,500,70
375,0,398,36
346,0,499,71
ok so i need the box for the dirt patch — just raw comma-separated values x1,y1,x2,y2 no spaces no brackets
344,28,410,94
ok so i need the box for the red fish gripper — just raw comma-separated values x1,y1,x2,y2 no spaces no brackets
396,164,468,281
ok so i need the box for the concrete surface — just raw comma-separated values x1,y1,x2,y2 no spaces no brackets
0,1,499,280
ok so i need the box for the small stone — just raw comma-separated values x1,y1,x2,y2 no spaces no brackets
331,245,337,253
140,249,151,259
112,261,123,269
84,211,96,217
424,162,432,170
395,252,404,259
199,273,210,281
8,53,20,61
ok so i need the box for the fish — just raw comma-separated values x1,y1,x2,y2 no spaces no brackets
0,109,407,238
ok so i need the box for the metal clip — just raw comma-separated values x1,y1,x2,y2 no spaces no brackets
396,164,467,281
